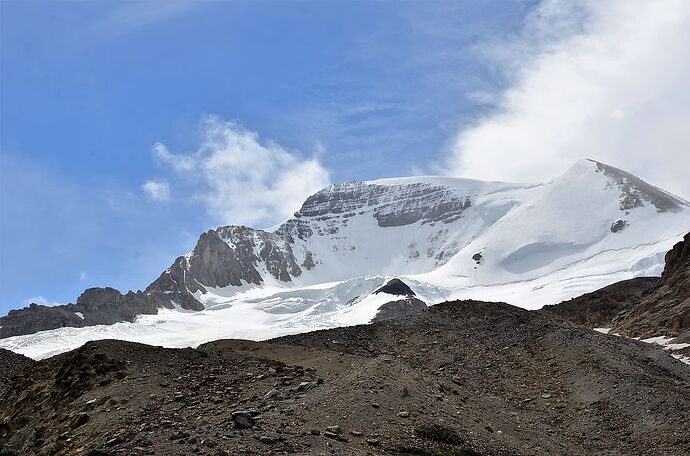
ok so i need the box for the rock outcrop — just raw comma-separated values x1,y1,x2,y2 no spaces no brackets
611,232,690,339
373,278,416,296
593,160,687,213
72,288,161,324
540,277,660,327
370,278,428,322
0,287,199,339
295,181,473,228
371,297,427,322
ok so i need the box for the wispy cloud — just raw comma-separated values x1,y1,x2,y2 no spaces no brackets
142,180,171,202
151,116,331,227
447,0,690,198
22,296,63,307
97,0,200,35
153,143,195,171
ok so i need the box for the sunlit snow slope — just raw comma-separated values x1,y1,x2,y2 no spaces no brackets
2,159,689,358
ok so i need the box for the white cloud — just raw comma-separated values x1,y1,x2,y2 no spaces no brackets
142,180,171,202
448,0,690,199
153,143,196,172
153,116,331,227
22,296,62,307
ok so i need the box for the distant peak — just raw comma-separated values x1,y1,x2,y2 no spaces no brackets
563,158,687,213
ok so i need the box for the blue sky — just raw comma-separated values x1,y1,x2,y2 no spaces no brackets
2,0,689,313
0,0,532,311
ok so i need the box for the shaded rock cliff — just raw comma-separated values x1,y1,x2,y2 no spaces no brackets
611,231,690,339
540,277,660,328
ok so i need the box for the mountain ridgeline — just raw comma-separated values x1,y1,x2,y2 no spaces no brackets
1,159,689,339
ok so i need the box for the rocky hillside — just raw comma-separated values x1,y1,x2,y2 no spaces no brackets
544,232,690,341
1,300,689,456
0,349,33,397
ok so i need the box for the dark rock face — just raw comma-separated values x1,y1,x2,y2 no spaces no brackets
610,220,628,233
188,229,262,290
611,232,690,338
371,297,427,322
373,278,416,296
301,251,315,270
143,263,205,312
661,232,690,292
74,288,160,325
0,304,87,339
294,181,473,229
175,227,303,292
540,277,660,327
0,287,187,339
593,160,687,213
371,278,426,322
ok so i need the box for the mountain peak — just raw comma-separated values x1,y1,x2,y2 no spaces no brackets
558,159,688,213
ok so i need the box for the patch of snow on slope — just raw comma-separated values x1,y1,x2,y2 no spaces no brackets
594,330,690,366
641,336,690,351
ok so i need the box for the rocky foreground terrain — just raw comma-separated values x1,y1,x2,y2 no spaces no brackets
0,351,32,397
2,299,689,456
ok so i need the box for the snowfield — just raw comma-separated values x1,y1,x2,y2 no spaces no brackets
2,159,689,359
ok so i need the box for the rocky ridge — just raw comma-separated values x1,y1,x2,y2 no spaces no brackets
593,160,687,213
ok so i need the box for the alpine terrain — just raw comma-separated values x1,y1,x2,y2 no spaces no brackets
1,159,690,456
1,159,689,358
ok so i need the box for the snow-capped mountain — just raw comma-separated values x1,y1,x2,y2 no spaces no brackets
156,158,689,307
2,159,689,358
